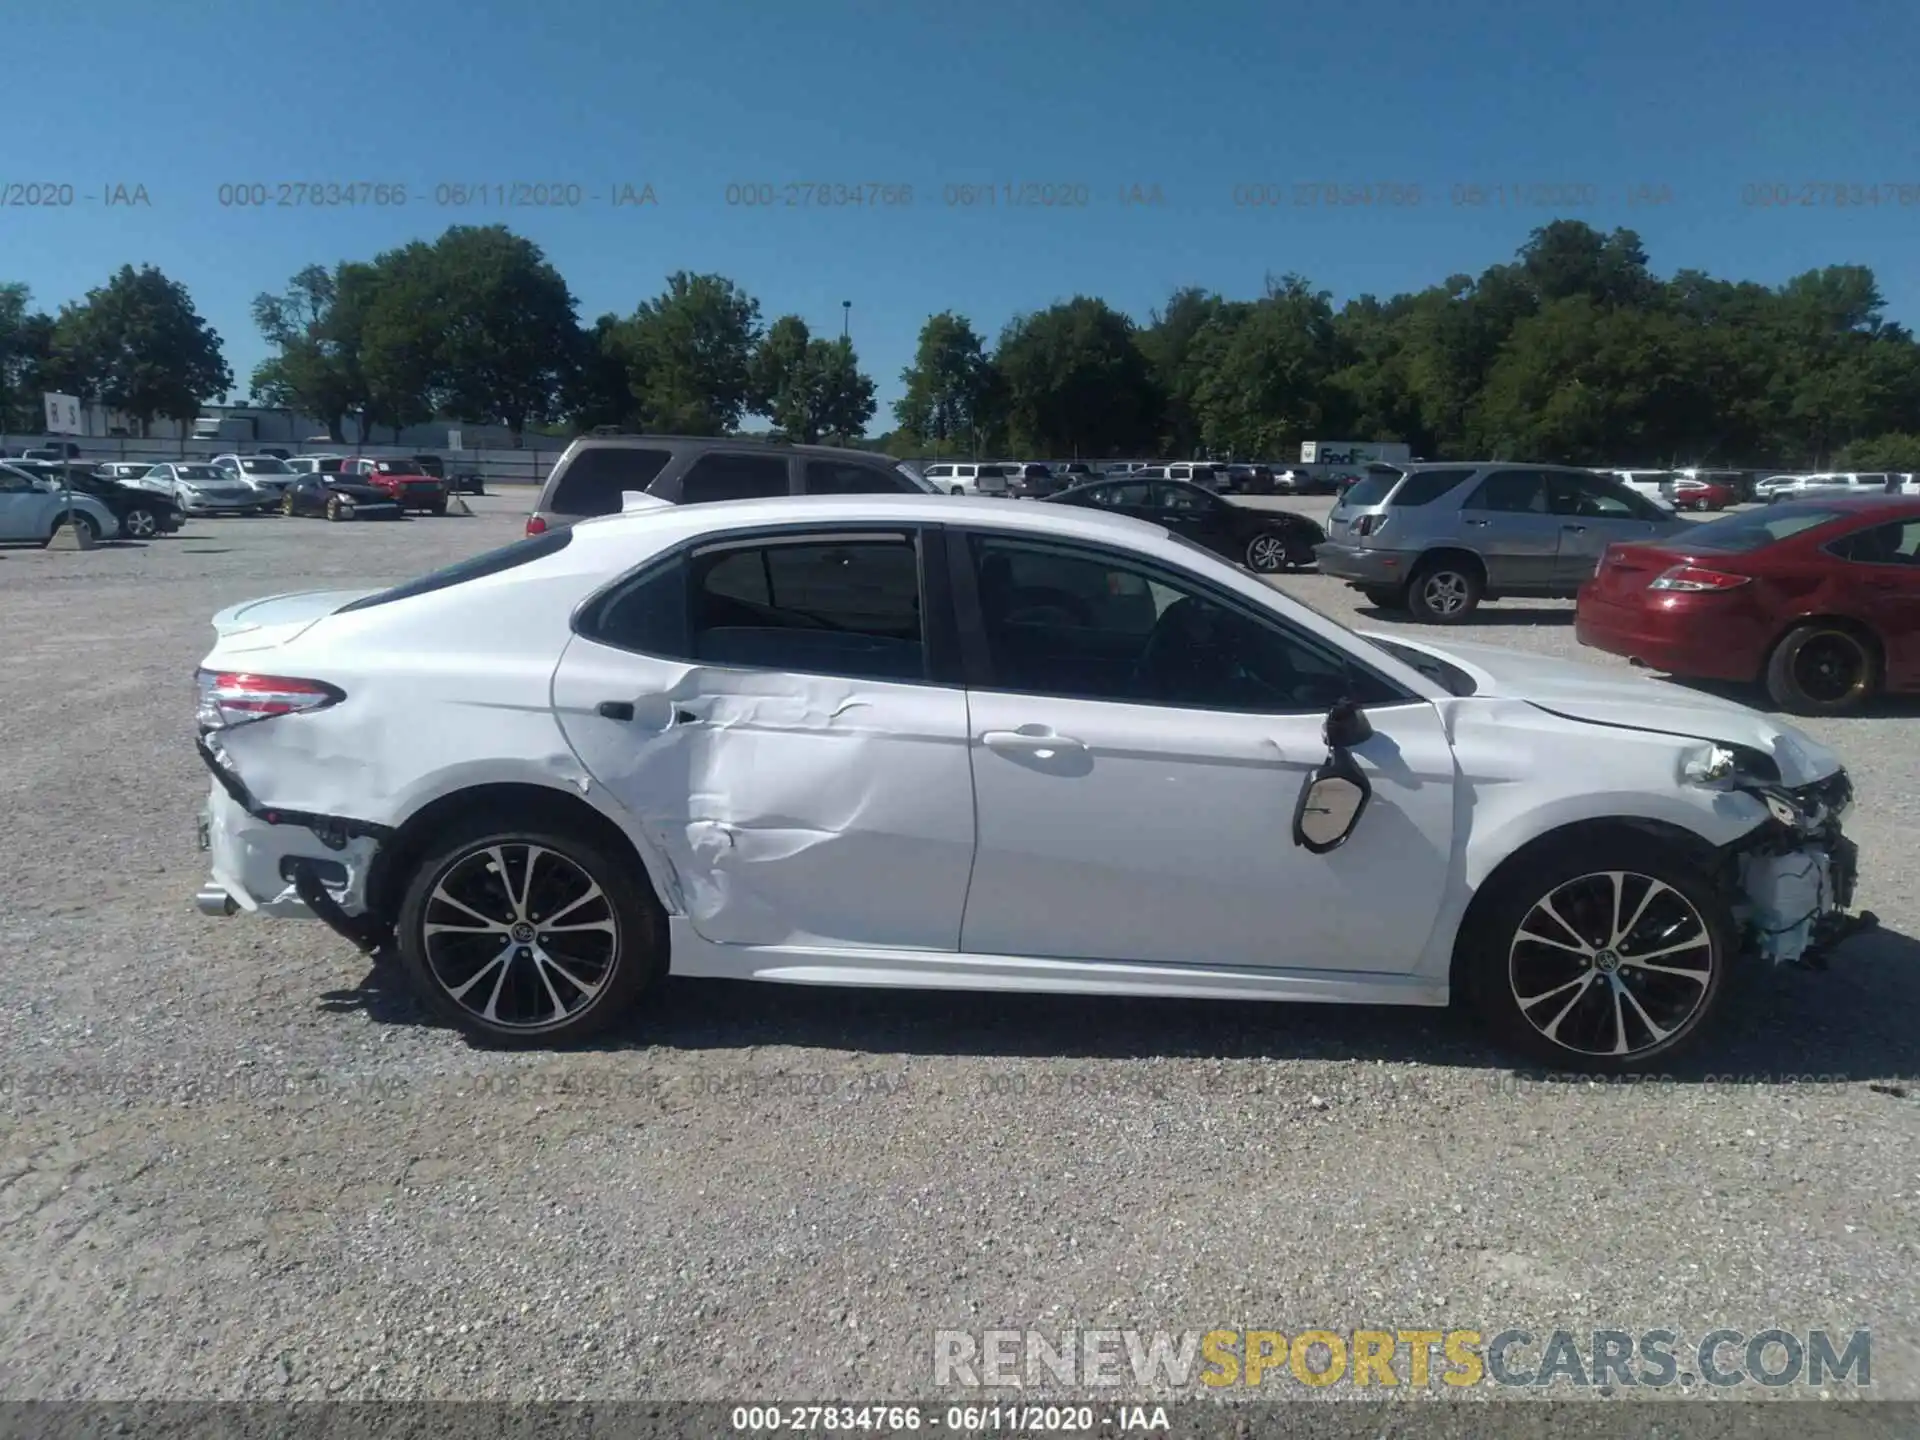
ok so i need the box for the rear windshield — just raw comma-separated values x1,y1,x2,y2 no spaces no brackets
1339,473,1399,507
549,446,674,516
336,528,575,612
1681,506,1854,553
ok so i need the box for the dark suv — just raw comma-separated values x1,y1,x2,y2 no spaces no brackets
525,436,937,535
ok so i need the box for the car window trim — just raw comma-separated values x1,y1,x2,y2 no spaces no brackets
943,527,1417,714
1821,518,1920,567
572,520,962,687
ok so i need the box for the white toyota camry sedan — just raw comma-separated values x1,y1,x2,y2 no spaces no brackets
190,494,1867,1070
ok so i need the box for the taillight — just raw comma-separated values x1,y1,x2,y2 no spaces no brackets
1647,564,1751,593
1353,513,1387,538
525,514,548,536
196,670,343,731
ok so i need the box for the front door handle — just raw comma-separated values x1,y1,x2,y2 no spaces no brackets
597,701,634,721
981,728,1088,759
1463,517,1492,527
1561,523,1587,533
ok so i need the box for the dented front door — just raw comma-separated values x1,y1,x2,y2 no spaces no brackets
552,635,977,950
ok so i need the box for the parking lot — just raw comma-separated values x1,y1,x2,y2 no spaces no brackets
2,490,1918,1401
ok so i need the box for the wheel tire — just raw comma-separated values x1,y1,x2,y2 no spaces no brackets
1406,557,1483,623
46,511,99,545
1360,585,1405,611
122,506,158,539
326,496,344,522
1764,623,1878,716
430,502,448,516
281,491,296,517
1244,531,1291,573
394,818,667,1047
1458,832,1736,1072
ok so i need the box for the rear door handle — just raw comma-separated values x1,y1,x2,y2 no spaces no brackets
1561,524,1587,533
981,728,1088,758
597,701,634,721
1463,518,1492,527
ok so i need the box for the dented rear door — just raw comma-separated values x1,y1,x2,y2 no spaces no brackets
550,528,977,951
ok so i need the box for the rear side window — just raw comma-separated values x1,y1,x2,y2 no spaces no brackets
1387,469,1475,506
680,452,790,503
576,556,689,655
549,446,674,516
336,529,575,613
1829,519,1920,565
803,460,917,494
689,535,925,681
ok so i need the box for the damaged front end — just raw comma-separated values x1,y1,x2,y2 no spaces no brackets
1689,746,1876,969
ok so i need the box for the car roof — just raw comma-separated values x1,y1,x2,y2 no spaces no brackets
559,434,887,461
570,492,1175,549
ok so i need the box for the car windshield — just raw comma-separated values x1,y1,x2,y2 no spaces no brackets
376,461,426,474
176,465,222,480
1681,505,1855,551
239,458,293,474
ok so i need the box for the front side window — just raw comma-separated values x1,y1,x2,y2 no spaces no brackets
1153,483,1216,513
1546,472,1641,519
803,460,916,495
966,535,1392,712
1465,470,1548,514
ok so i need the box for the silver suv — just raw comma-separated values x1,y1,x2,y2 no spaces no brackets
1314,462,1687,622
526,436,936,534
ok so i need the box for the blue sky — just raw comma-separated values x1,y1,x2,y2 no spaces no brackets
8,0,1919,423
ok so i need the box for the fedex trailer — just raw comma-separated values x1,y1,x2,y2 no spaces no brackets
1300,440,1413,465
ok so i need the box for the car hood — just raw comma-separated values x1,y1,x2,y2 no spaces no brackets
325,482,396,502
1364,631,1843,786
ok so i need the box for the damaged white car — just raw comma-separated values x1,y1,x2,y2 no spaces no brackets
191,495,1871,1070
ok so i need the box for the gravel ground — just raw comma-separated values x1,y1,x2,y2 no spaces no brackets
1,493,1917,1405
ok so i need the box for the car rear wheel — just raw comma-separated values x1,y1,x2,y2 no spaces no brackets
1407,558,1483,623
1460,834,1734,1072
121,506,159,539
1764,623,1878,716
395,820,666,1046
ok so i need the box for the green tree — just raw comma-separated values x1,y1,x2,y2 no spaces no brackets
0,283,59,432
994,297,1158,456
1832,432,1920,469
564,314,645,432
895,311,995,457
752,315,817,434
810,336,877,442
355,244,442,440
53,265,231,435
249,264,362,440
625,272,762,433
1190,275,1338,458
430,225,580,440
1136,287,1241,457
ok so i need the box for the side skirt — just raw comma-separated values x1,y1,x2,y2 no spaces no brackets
665,920,1448,1007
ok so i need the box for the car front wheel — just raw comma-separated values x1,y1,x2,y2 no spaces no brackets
1244,531,1293,572
395,820,666,1046
121,506,159,539
1460,833,1734,1072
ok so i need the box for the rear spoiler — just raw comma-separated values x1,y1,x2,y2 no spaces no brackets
622,491,673,513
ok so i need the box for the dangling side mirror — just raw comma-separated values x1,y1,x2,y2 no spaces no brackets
1292,700,1375,855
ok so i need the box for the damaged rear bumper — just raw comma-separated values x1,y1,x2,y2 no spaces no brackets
192,735,393,950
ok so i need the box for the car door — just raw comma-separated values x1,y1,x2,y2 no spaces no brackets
1149,481,1236,555
1454,469,1560,589
1831,518,1920,688
550,524,978,951
1544,471,1673,585
0,467,51,540
951,528,1459,972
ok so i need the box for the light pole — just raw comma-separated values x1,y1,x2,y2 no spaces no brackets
842,301,851,340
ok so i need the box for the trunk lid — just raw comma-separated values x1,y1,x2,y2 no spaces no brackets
208,589,379,653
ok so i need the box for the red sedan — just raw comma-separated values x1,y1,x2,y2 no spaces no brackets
1670,476,1737,512
1575,496,1920,715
